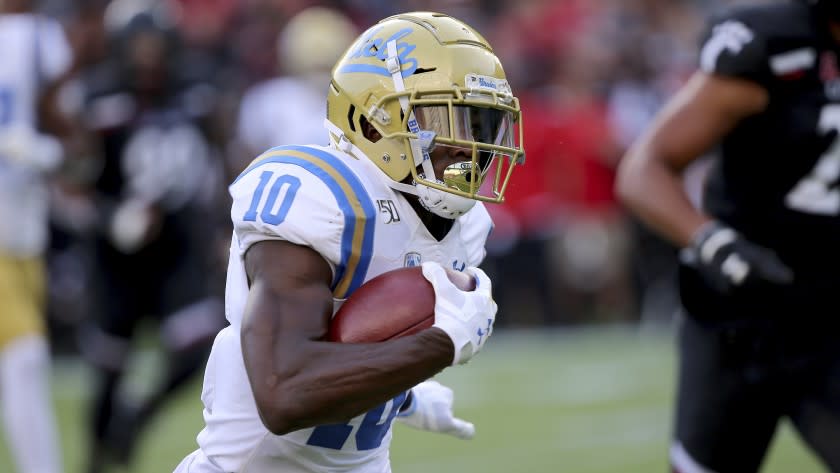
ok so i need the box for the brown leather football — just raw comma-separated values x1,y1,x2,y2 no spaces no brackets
326,266,475,343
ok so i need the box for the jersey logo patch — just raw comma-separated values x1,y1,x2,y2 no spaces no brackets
404,252,421,267
377,199,401,224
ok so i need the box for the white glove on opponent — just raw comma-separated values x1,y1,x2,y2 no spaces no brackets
396,380,475,439
0,124,63,172
421,261,497,365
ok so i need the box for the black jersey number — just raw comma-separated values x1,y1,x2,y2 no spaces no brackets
784,105,840,215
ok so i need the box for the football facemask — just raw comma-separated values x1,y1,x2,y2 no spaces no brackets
413,98,517,195
361,74,523,219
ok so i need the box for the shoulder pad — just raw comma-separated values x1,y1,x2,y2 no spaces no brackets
230,145,378,298
699,2,814,83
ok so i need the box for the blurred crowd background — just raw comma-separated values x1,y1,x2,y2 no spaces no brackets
37,0,766,355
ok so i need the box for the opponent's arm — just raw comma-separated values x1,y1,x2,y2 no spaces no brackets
615,71,767,247
616,72,794,291
241,240,462,435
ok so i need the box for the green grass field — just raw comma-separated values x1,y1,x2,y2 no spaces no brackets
0,326,825,472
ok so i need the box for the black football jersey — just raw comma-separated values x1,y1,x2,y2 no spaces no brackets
82,64,215,214
681,1,840,321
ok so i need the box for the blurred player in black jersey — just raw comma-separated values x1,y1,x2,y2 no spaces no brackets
617,0,840,472
76,8,226,473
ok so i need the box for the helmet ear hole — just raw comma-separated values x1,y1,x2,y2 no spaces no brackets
347,104,356,132
359,115,382,143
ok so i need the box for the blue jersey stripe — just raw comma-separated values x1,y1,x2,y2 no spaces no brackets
235,146,375,298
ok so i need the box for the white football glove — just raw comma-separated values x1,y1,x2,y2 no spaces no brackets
0,124,63,172
421,261,497,365
396,380,475,439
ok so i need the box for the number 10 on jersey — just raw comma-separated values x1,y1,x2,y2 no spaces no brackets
243,170,301,225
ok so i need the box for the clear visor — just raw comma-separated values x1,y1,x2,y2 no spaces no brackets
413,104,518,196
414,105,515,150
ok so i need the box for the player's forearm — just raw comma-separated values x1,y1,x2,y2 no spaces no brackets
296,329,451,423
246,328,452,435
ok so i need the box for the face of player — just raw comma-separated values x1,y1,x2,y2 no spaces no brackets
425,142,470,182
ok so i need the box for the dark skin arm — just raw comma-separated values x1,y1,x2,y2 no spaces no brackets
615,72,768,247
241,240,455,436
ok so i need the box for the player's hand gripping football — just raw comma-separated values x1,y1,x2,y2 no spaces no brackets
421,261,496,365
396,380,475,439
680,220,793,293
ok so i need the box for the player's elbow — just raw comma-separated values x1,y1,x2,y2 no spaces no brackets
253,395,308,435
615,142,669,209
615,150,644,208
258,412,295,436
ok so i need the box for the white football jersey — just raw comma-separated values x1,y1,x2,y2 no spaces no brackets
182,144,492,473
0,13,71,255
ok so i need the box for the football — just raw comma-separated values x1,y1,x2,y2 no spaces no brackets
326,266,475,343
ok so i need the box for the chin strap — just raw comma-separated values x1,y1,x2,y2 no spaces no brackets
385,39,438,185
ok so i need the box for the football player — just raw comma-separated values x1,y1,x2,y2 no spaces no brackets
616,0,840,471
77,10,226,473
175,11,524,473
0,1,75,472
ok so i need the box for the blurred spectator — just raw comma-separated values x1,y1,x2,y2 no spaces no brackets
491,0,595,91
399,0,494,33
603,0,704,325
482,0,589,326
539,29,630,324
0,1,76,472
485,10,633,325
232,5,358,175
168,0,239,51
73,8,226,472
230,0,324,87
167,0,243,168
44,0,110,353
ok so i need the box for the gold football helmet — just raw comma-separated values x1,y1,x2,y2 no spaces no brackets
325,11,524,218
